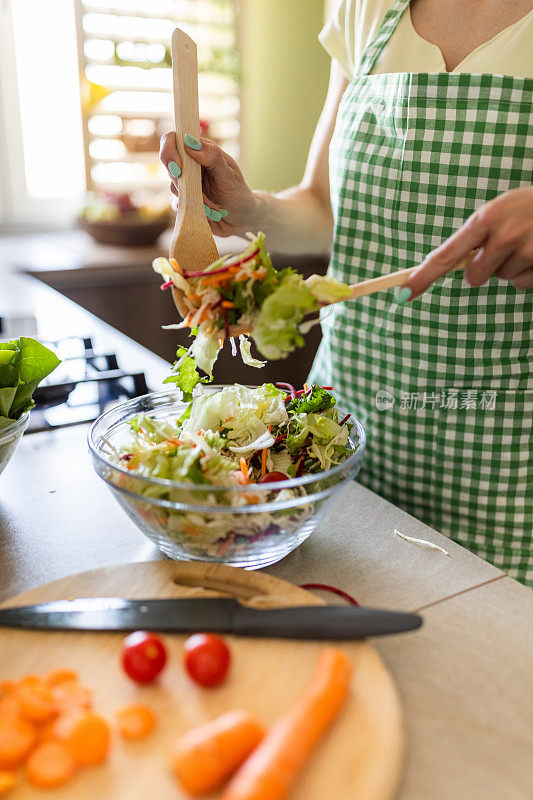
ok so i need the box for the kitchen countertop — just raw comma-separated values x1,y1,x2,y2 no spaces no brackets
0,257,531,799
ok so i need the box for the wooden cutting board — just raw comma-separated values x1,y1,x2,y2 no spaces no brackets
0,561,403,800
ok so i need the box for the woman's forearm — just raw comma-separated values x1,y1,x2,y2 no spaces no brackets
249,185,333,255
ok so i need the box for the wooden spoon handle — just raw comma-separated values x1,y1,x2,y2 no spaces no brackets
347,251,475,300
169,28,218,268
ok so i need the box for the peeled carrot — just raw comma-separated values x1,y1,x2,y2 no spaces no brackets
115,703,156,740
170,710,265,796
0,695,21,720
17,680,56,723
52,680,93,714
0,716,36,769
46,668,79,686
25,741,76,789
0,771,17,794
55,710,110,766
221,648,352,800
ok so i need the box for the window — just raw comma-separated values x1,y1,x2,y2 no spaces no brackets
0,0,240,227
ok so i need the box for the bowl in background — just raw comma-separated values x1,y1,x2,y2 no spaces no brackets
89,388,365,569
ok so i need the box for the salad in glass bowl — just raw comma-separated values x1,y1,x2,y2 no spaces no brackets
89,383,365,568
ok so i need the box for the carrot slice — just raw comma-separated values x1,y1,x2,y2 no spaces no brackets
52,681,93,714
0,771,17,795
221,648,352,800
0,716,36,769
25,741,76,789
260,448,267,478
0,695,21,720
55,710,110,766
170,710,265,796
115,703,156,741
46,668,79,686
18,681,56,723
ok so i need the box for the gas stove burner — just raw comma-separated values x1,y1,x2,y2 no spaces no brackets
27,336,150,433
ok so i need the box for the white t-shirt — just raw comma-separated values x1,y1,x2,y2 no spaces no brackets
320,0,533,78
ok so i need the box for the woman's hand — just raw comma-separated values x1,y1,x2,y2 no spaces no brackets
403,187,533,300
159,131,259,237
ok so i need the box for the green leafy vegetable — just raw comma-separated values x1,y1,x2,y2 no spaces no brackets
163,346,212,401
0,337,60,421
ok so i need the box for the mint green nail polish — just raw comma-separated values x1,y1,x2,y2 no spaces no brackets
395,287,412,305
204,203,213,218
184,133,201,150
219,209,228,218
168,161,181,178
210,209,222,222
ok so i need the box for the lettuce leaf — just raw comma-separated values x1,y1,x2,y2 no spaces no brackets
304,274,351,304
252,272,318,360
163,346,211,401
0,337,60,420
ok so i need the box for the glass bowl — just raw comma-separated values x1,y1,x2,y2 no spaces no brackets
0,412,29,478
88,388,365,569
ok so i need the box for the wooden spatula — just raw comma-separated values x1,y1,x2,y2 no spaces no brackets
169,28,219,318
334,251,475,303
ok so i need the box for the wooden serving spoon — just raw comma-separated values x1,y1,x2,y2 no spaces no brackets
169,28,219,319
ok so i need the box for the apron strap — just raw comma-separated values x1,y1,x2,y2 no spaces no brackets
357,0,412,76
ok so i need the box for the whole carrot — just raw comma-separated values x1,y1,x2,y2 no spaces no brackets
170,709,265,796
221,648,352,800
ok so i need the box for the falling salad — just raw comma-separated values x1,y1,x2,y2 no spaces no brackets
153,233,351,394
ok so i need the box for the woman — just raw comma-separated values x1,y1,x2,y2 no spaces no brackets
160,0,532,585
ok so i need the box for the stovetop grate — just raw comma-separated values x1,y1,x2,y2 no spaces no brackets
28,336,150,433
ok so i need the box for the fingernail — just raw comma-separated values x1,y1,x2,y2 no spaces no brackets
184,133,201,150
219,208,228,218
168,161,181,178
204,204,222,222
395,287,412,305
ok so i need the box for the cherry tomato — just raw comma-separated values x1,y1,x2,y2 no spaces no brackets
183,634,231,688
258,471,289,484
121,631,167,684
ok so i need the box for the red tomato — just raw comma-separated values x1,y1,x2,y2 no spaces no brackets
258,471,289,484
183,634,231,688
121,631,167,684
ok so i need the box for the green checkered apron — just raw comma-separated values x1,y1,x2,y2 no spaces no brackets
309,0,533,584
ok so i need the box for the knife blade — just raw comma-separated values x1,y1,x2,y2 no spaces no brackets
0,598,422,639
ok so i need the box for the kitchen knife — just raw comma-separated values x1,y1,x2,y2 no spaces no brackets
0,598,422,639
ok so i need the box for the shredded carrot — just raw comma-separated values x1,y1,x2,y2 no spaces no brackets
303,383,309,393
222,648,352,800
115,703,156,741
25,741,76,789
240,458,249,484
294,456,304,474
165,437,183,447
261,449,267,478
221,300,235,308
169,257,182,274
170,710,265,796
0,770,17,794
